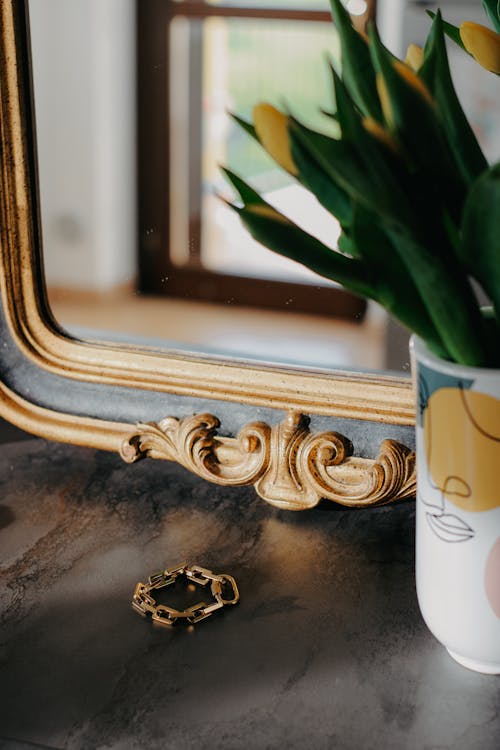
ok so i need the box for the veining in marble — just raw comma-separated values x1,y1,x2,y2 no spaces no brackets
0,440,499,750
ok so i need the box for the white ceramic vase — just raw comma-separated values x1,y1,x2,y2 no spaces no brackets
410,335,500,674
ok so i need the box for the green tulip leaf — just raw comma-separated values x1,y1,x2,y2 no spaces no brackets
228,194,373,298
320,108,339,122
337,230,358,258
221,167,266,206
289,119,372,200
229,112,259,143
420,11,487,185
290,135,353,227
482,0,500,32
386,226,491,366
328,65,418,219
461,162,500,319
329,64,362,141
289,117,414,229
329,0,382,120
351,204,446,354
369,25,466,222
426,11,467,51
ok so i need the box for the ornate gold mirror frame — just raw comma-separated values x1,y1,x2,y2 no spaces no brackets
0,0,416,510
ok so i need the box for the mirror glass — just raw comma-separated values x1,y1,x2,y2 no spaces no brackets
28,0,499,376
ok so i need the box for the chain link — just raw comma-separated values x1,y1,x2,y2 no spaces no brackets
132,563,239,626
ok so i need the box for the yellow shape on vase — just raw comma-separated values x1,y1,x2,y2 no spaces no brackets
423,388,500,512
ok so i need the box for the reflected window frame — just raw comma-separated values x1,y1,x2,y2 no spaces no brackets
136,0,375,319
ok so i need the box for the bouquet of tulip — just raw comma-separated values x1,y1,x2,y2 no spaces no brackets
222,0,500,368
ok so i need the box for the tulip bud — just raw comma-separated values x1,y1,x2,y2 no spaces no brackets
245,204,290,223
362,117,399,154
376,74,393,127
393,61,434,105
376,62,433,128
460,22,500,74
405,43,424,72
253,103,298,175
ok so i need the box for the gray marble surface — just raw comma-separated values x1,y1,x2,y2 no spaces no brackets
0,439,499,750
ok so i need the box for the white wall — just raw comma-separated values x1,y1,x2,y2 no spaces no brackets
376,0,406,57
28,0,136,291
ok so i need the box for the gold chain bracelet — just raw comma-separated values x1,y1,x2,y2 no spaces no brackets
132,563,239,626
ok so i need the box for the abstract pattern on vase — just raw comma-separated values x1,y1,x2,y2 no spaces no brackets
424,386,500,513
417,372,474,543
417,364,473,427
419,369,500,546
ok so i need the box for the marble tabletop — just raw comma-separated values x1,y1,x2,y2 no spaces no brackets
0,439,499,750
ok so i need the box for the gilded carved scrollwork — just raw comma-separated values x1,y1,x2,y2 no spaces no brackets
120,411,415,510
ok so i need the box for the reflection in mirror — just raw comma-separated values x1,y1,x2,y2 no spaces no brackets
28,0,499,376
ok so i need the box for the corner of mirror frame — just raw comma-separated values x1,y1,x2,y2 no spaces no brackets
0,0,416,510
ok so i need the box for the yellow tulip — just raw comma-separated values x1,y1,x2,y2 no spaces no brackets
377,63,433,127
245,204,290,224
253,103,298,176
405,43,424,72
362,117,399,154
393,61,434,106
376,74,393,126
460,22,500,74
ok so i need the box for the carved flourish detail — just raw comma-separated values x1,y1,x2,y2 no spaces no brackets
120,411,415,510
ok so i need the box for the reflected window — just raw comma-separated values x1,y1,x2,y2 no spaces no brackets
138,0,373,318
